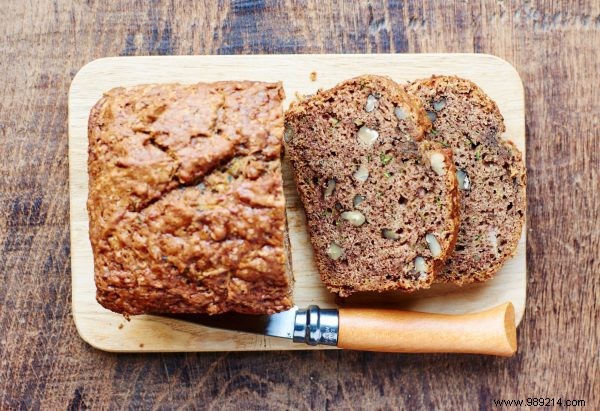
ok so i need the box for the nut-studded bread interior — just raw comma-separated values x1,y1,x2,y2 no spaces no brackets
285,75,459,296
406,75,526,284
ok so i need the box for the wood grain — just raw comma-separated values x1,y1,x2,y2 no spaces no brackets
0,0,598,409
69,53,526,352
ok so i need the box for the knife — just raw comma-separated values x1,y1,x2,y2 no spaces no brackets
170,302,517,356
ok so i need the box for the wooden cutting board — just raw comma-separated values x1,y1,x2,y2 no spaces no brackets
68,54,526,352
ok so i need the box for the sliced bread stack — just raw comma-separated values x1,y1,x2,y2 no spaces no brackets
285,75,460,296
286,74,525,295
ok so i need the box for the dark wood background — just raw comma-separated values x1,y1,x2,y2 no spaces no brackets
1,1,598,409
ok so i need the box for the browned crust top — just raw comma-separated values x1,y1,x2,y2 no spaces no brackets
87,81,292,315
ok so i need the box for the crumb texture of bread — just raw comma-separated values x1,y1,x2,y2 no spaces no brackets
406,75,526,284
87,81,292,315
285,75,460,296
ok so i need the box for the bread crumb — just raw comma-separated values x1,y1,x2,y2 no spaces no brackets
294,91,306,101
118,323,124,330
310,71,317,81
285,75,460,295
139,343,144,348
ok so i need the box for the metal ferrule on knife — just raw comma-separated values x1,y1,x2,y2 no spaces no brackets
293,306,338,346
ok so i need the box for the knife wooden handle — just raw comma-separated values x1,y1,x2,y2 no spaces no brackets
337,302,517,356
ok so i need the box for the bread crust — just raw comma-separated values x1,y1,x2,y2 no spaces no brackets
87,81,292,315
421,143,461,279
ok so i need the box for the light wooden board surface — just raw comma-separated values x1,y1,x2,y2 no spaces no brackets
68,54,526,352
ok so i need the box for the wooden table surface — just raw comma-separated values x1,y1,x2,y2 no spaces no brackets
1,1,598,409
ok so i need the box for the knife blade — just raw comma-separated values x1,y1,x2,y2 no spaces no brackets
168,306,339,345
167,302,517,356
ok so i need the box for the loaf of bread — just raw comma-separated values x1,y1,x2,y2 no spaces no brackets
87,81,293,316
406,76,526,284
285,75,460,296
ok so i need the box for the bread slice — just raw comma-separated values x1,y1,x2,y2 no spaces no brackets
285,75,459,296
406,75,526,284
87,81,293,316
